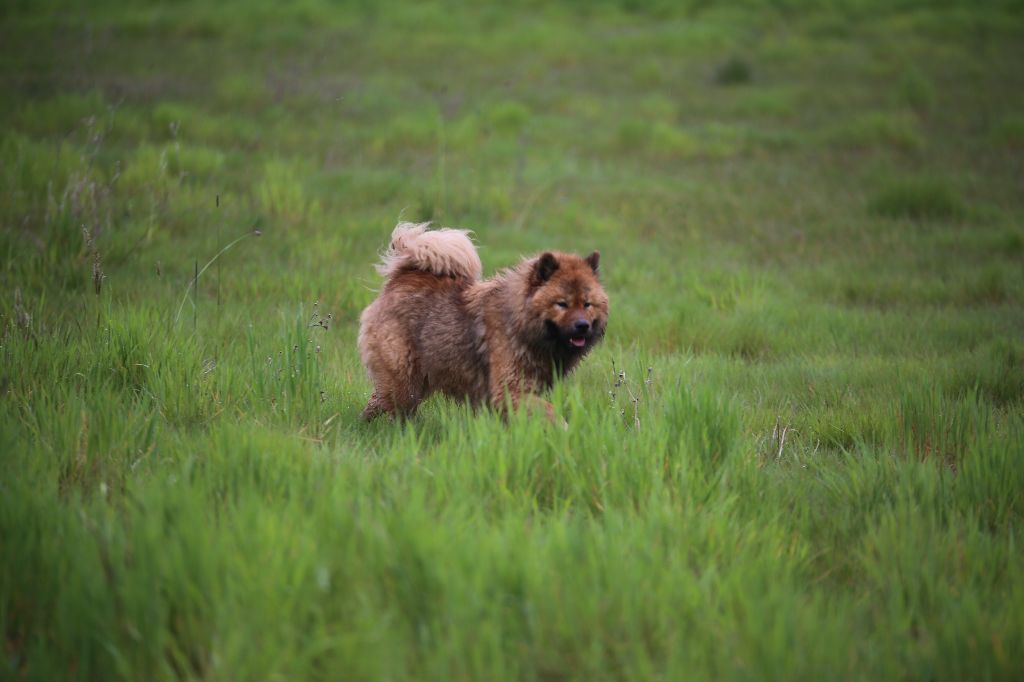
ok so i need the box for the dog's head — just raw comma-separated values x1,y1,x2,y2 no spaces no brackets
526,250,608,358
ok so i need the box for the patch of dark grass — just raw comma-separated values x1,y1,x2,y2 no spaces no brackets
1000,230,1024,256
895,386,991,470
990,114,1024,149
868,177,966,221
945,338,1024,408
824,112,924,153
714,56,752,86
897,67,935,116
960,265,1011,305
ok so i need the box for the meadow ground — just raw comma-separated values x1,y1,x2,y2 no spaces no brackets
2,0,1024,679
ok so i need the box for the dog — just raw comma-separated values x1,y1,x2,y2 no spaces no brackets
358,222,608,420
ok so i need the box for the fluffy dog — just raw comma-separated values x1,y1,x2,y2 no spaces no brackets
358,222,608,420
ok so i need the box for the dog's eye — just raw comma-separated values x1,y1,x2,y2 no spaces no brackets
555,301,568,309
583,302,592,309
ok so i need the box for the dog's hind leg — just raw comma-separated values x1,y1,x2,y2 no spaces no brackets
390,369,427,419
361,354,426,421
361,381,425,421
359,313,423,420
361,391,390,421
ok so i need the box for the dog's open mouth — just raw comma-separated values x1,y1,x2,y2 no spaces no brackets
569,335,587,348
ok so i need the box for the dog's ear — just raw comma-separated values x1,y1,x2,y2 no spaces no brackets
585,250,600,274
530,252,559,286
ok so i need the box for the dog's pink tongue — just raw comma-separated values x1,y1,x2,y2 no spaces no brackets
570,337,586,348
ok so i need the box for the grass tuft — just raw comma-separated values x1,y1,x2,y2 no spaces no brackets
825,112,924,153
714,56,753,85
868,177,966,221
898,67,936,116
257,160,321,224
990,114,1024,149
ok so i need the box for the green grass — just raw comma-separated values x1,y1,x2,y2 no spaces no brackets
868,176,967,221
2,0,1024,679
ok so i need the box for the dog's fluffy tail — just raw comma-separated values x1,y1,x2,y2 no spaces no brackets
376,222,482,281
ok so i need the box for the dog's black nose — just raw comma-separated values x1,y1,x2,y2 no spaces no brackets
573,319,590,333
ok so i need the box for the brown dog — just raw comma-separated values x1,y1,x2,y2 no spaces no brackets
358,222,609,420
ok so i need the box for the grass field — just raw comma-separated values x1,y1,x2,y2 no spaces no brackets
3,0,1024,679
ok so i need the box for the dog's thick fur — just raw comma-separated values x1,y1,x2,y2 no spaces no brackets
358,222,609,420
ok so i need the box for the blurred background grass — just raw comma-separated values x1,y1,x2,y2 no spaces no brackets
2,0,1023,679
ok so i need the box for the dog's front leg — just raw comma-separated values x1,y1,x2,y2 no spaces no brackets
488,365,565,428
